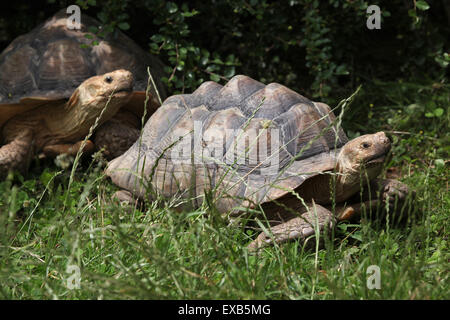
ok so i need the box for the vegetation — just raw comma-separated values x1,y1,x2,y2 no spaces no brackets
0,0,448,299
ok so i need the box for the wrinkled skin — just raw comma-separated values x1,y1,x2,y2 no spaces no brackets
0,69,134,178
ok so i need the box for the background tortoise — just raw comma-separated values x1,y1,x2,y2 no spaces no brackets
0,9,167,164
106,75,411,249
0,69,134,178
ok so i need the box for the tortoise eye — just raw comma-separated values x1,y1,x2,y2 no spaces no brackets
105,76,113,83
362,142,371,149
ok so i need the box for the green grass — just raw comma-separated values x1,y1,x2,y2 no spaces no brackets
0,80,448,299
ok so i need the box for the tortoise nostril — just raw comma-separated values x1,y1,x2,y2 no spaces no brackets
377,132,389,145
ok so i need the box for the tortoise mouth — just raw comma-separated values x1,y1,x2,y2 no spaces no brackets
365,153,387,166
116,86,133,93
112,87,133,97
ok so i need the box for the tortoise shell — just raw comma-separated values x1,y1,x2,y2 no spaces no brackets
107,75,348,212
0,9,166,128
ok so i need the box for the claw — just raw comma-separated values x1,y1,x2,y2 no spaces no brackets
248,203,334,250
112,190,135,204
380,179,410,202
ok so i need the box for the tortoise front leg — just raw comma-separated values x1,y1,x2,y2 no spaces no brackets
93,110,140,160
40,140,95,158
337,178,414,221
0,129,34,178
365,178,411,204
336,200,379,221
248,202,335,250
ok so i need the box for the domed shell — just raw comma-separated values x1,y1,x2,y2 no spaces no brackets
107,75,348,212
0,9,166,127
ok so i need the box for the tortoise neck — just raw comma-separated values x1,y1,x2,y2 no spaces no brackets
49,97,121,142
48,102,92,140
334,157,361,202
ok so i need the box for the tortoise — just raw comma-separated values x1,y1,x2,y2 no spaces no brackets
0,69,135,178
106,75,411,249
0,9,167,172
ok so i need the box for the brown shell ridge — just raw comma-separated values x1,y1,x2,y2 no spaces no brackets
208,75,265,111
239,82,314,119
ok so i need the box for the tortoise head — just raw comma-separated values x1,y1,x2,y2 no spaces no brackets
66,69,134,121
337,131,391,180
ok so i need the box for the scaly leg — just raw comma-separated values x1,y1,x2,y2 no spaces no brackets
112,190,135,203
93,110,140,160
337,178,414,221
248,202,335,250
41,140,95,158
0,129,34,178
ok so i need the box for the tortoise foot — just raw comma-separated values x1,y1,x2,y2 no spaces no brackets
376,178,415,213
41,140,95,158
380,179,410,201
112,190,135,204
248,203,334,251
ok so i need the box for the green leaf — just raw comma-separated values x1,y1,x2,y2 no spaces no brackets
186,71,194,80
179,30,190,36
434,159,445,170
151,34,164,43
335,65,349,75
434,108,444,117
118,22,130,30
200,56,209,66
97,12,108,23
224,67,235,78
167,2,178,14
149,43,159,51
182,10,199,17
408,9,417,18
104,25,114,33
179,47,188,56
88,26,98,34
350,231,362,242
416,1,430,11
210,73,220,82
39,170,53,187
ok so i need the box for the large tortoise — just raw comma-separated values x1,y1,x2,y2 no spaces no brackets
0,9,166,173
106,75,411,249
